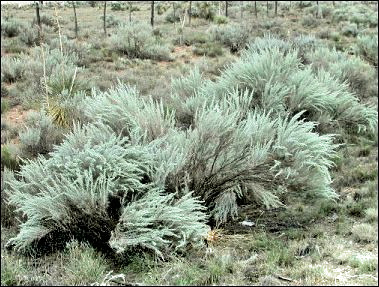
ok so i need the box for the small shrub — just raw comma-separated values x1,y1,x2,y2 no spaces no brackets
192,2,216,20
341,22,358,37
298,1,312,8
1,121,18,145
1,169,18,227
110,23,172,61
351,223,376,243
205,254,234,284
355,34,378,66
179,31,209,46
307,47,377,99
1,57,25,83
171,67,203,98
19,26,39,46
266,244,295,267
209,24,250,53
49,36,91,67
365,208,378,222
32,14,55,27
301,15,319,27
213,15,228,24
330,31,341,42
317,29,330,39
305,4,332,18
1,84,9,97
19,110,64,158
156,2,169,15
111,2,127,11
318,200,339,216
1,18,24,37
193,42,223,57
165,11,180,23
333,4,377,28
100,15,120,28
0,252,27,286
1,145,20,171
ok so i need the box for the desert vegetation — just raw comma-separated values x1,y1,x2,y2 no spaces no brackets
1,1,378,286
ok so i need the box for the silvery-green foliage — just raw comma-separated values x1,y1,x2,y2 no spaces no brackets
306,46,377,98
171,67,204,98
109,189,209,259
1,168,18,227
148,105,338,225
208,23,250,53
6,172,117,253
110,22,172,61
48,123,152,194
19,46,81,97
355,34,378,66
1,57,25,83
245,34,319,60
5,123,157,253
83,83,175,144
177,37,377,135
315,70,377,134
269,112,337,198
24,46,80,76
10,123,152,199
49,35,91,66
19,26,39,46
245,34,291,54
45,65,84,97
19,110,63,158
1,18,25,37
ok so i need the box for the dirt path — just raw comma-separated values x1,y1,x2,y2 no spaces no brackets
3,104,32,128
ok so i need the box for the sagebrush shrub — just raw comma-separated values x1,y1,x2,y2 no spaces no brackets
32,14,55,27
1,18,24,37
5,122,209,257
193,42,223,57
332,4,377,28
6,35,375,260
83,84,175,144
1,169,18,227
301,15,319,27
306,46,377,98
355,34,378,66
209,24,250,53
109,189,209,259
110,23,172,61
341,22,358,37
19,26,39,46
19,110,64,158
191,2,216,20
1,57,25,83
190,37,378,135
49,36,91,67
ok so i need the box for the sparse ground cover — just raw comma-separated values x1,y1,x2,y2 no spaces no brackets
1,1,378,286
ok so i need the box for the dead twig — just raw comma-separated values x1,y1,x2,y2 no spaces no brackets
274,274,295,282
